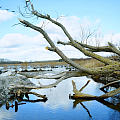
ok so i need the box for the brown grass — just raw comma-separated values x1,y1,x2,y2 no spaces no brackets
0,58,105,70
76,59,105,68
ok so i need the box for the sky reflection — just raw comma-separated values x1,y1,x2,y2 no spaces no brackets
0,108,16,120
31,76,104,109
0,76,120,120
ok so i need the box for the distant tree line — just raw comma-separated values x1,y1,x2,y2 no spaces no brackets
0,58,22,64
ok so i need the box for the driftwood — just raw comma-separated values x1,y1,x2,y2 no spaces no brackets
70,80,120,100
9,74,68,89
9,71,86,90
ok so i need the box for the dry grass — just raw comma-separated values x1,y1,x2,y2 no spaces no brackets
76,59,105,68
0,58,105,70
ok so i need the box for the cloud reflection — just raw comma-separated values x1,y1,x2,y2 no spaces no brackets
0,108,15,120
31,76,104,109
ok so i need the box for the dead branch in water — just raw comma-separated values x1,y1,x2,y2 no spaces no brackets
70,80,120,100
100,80,120,90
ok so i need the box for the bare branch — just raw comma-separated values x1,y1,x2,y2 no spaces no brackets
70,80,120,100
31,11,75,43
57,40,117,65
19,17,120,76
25,0,34,11
75,41,112,52
99,87,120,99
21,2,119,66
58,39,119,65
9,73,73,89
100,80,120,90
79,80,90,92
108,42,120,56
76,41,120,56
19,18,94,74
57,41,71,45
45,46,55,51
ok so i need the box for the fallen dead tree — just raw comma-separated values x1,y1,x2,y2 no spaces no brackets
18,1,120,84
1,0,117,94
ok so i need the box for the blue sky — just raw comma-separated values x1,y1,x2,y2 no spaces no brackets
1,0,120,32
0,0,120,61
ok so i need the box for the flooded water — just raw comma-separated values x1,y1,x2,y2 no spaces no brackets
0,72,120,120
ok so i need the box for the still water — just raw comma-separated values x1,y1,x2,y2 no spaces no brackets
0,75,120,120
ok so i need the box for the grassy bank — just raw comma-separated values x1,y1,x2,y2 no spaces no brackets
0,58,105,70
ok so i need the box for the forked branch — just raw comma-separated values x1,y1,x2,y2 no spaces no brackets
70,80,120,100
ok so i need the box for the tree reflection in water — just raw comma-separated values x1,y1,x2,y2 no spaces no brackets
72,98,120,118
73,99,93,118
70,80,120,119
0,75,119,120
5,90,48,112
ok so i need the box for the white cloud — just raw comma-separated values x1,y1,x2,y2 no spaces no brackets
0,33,45,48
0,10,14,23
0,16,120,61
0,33,59,61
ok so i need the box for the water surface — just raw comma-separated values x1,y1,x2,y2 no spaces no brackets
0,75,120,120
